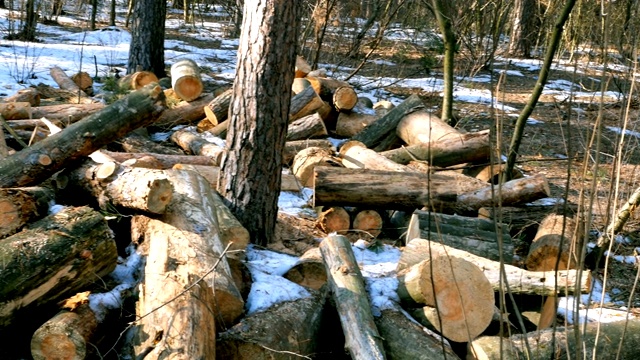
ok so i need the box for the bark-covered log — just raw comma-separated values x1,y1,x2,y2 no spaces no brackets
172,163,302,192
477,203,579,237
0,102,31,119
62,160,173,214
283,247,327,290
0,186,55,238
469,319,640,360
0,84,166,188
352,94,425,148
203,88,232,125
153,93,214,128
380,130,491,167
287,112,328,141
119,70,159,91
0,206,117,327
406,210,514,262
170,128,225,163
292,146,340,187
283,139,335,165
396,110,460,145
353,209,383,238
526,214,582,271
34,84,97,104
317,206,351,234
339,140,411,172
289,85,325,121
320,234,386,359
210,189,250,251
4,88,40,106
49,66,89,99
171,59,204,101
335,110,378,137
306,76,351,101
70,71,93,95
102,150,217,169
31,103,106,123
398,239,591,296
217,287,327,359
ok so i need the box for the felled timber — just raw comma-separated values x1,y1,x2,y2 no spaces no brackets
0,186,55,238
380,130,491,167
172,163,301,192
31,103,105,123
49,66,89,99
319,234,386,359
217,287,327,359
62,160,173,214
317,206,351,234
352,209,383,238
170,128,225,164
0,206,117,327
339,140,411,172
398,239,591,297
469,319,640,360
153,93,214,128
210,189,250,251
203,88,232,125
396,110,460,145
120,130,184,156
0,84,166,188
335,110,378,137
406,210,513,262
294,55,312,78
477,203,579,237
397,251,495,342
171,59,203,101
286,112,328,141
352,94,425,148
4,88,40,106
306,76,351,102
283,138,335,165
118,70,159,91
101,150,217,169
70,71,93,95
34,84,96,104
0,102,31,119
283,247,327,290
289,85,325,121
291,77,311,94
292,146,340,187
332,86,358,111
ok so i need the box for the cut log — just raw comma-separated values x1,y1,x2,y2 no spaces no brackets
352,209,383,238
335,110,378,137
49,66,89,99
203,88,232,125
119,130,184,156
153,93,214,128
217,287,327,359
380,130,491,167
291,77,311,94
34,84,96,104
210,189,250,251
396,109,460,145
0,84,166,188
357,96,374,108
319,234,386,359
0,206,117,327
478,203,579,238
398,239,591,296
283,138,335,165
294,55,312,78
333,86,358,111
373,100,394,114
172,163,301,192
170,128,225,164
31,103,106,123
292,146,340,187
527,214,582,271
406,210,514,262
4,88,40,106
283,247,327,290
70,71,93,95
170,59,204,101
0,186,56,238
463,162,524,183
286,112,328,141
101,150,217,169
352,94,424,148
207,119,228,137
62,160,173,214
469,319,640,360
0,102,31,120
339,140,411,172
375,304,459,360
307,68,327,78
118,70,159,91
289,85,325,121
306,76,351,101
317,206,351,234
396,252,494,342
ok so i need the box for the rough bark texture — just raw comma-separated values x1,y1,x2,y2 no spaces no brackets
283,139,335,165
30,103,105,123
289,84,325,121
0,186,55,238
170,128,225,163
172,163,302,192
218,0,300,246
0,84,166,187
127,0,166,77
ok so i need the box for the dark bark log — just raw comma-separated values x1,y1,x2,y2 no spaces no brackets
0,186,55,238
478,203,580,238
283,139,335,166
152,93,215,129
289,85,325,121
31,103,105,123
119,131,184,155
335,110,378,137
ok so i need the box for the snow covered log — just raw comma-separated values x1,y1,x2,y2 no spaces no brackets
0,206,117,327
399,239,591,296
339,140,411,172
320,234,386,359
0,83,166,188
0,186,55,238
283,247,327,290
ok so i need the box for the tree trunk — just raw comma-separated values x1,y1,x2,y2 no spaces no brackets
508,0,539,58
90,0,98,30
0,186,56,238
431,0,456,123
319,234,386,359
0,84,166,187
110,0,116,26
170,59,204,101
0,206,117,327
218,0,300,246
127,0,166,77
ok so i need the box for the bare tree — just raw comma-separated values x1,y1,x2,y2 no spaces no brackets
218,0,300,246
430,0,456,123
509,0,540,58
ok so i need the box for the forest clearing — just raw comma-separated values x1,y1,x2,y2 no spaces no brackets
2,0,640,359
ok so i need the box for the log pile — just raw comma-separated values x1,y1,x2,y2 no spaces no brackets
0,63,613,360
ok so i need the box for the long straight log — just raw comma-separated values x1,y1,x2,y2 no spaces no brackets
0,206,117,327
339,140,412,172
0,84,166,188
0,186,55,238
170,128,225,164
289,85,325,121
153,93,214,128
319,234,386,359
101,150,217,169
49,66,88,99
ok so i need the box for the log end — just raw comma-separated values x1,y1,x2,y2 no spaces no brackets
147,178,174,214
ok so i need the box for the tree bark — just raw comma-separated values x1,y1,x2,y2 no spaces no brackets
49,66,88,99
0,186,56,238
170,59,204,101
526,214,582,271
127,0,166,77
30,103,105,123
319,234,386,359
0,84,166,187
396,110,460,145
335,110,378,137
101,150,217,169
289,85,325,121
430,0,456,123
0,206,117,327
170,128,225,164
478,204,579,238
118,71,159,90
4,88,40,106
172,163,302,192
292,146,340,187
120,131,184,155
283,138,335,165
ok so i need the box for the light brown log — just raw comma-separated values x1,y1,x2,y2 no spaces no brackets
396,109,459,145
306,76,351,101
283,247,327,290
4,88,40,106
70,71,93,95
333,86,358,111
49,66,88,98
62,160,173,214
469,319,640,360
339,140,411,172
283,139,335,165
286,112,328,141
478,204,579,237
119,71,159,90
154,93,214,128
294,55,312,78
0,186,55,238
203,88,232,125
463,162,525,183
335,110,378,137
207,119,228,137
210,189,250,251
317,206,351,234
0,102,31,120
373,100,394,113
381,130,491,167
527,214,582,271
170,59,204,101
0,206,117,327
217,287,327,359
291,77,311,95
34,84,96,104
292,146,340,187
307,68,327,78
352,209,383,238
398,239,591,296
289,85,325,121
102,150,217,169
406,210,514,262
357,96,374,108
172,163,301,192
397,248,494,342
319,234,386,359
170,128,225,164
0,84,166,188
